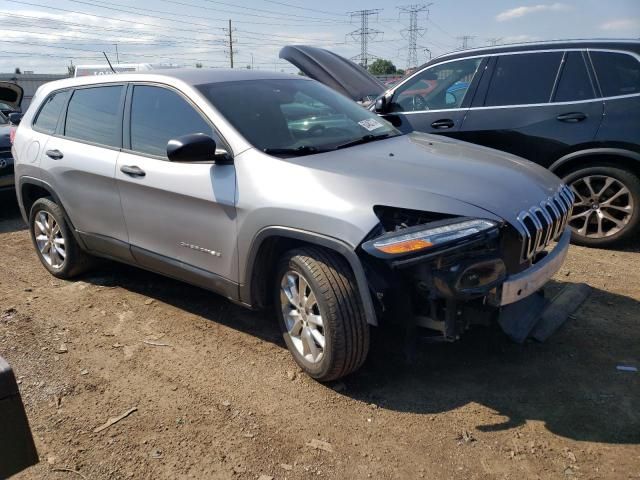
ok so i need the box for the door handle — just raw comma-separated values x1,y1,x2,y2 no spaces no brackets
45,149,63,160
120,165,146,177
431,119,455,129
556,112,587,123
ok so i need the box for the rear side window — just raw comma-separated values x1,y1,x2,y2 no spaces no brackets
33,90,70,134
65,86,123,147
590,51,640,97
129,85,213,157
484,52,563,106
553,52,595,102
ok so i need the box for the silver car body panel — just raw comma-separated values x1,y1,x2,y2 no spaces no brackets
13,69,568,326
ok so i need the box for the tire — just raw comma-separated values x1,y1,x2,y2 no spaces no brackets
275,247,370,382
29,197,93,279
563,165,640,248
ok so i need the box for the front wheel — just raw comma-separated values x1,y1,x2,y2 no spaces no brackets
564,165,640,247
275,247,370,382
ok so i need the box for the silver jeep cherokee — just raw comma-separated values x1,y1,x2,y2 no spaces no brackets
11,70,573,381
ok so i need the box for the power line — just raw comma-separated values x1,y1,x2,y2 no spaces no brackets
398,3,432,69
348,9,383,69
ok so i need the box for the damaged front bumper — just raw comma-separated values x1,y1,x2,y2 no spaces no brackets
361,226,572,342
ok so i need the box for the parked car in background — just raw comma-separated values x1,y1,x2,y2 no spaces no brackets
0,82,23,191
282,40,640,247
14,70,572,381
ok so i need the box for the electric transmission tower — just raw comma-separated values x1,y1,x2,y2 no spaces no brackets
456,35,475,50
398,4,432,69
347,9,383,69
486,37,503,46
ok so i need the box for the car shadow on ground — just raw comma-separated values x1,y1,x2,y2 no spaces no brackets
0,191,27,233
82,261,640,447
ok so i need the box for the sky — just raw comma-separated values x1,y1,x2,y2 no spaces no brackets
0,0,638,74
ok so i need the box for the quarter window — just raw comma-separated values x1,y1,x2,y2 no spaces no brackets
590,51,640,97
553,52,595,102
129,85,214,158
391,57,483,112
484,52,563,106
33,90,70,134
65,86,123,147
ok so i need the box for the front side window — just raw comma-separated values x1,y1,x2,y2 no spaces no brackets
197,78,400,156
129,85,215,158
553,52,595,102
33,90,70,134
391,57,483,112
590,51,640,97
65,86,123,147
484,52,563,106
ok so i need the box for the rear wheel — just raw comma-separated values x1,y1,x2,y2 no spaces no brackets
29,198,93,278
275,247,369,382
564,165,640,247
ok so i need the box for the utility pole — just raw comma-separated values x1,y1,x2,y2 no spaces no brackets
486,37,503,46
114,44,119,64
347,9,382,69
398,4,432,69
224,19,235,68
456,35,475,50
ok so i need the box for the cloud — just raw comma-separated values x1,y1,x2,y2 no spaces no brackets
496,3,572,22
599,18,640,31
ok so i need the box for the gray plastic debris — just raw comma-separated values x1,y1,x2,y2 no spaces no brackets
616,365,638,372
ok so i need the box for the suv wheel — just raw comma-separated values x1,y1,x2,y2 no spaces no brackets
275,247,369,382
564,165,640,247
29,198,93,278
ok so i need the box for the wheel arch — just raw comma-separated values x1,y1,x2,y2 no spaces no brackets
18,177,87,250
550,148,640,178
241,227,378,326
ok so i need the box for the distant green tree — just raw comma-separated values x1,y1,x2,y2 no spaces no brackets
396,69,405,76
195,62,203,68
367,59,396,75
14,67,21,74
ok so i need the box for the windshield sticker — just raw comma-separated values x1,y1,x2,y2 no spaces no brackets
358,118,384,132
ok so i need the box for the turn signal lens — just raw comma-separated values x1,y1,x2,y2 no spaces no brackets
376,238,433,254
372,218,498,256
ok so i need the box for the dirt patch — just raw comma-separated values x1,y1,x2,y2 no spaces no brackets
1,192,639,479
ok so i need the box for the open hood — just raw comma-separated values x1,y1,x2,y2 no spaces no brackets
0,82,23,111
279,45,385,102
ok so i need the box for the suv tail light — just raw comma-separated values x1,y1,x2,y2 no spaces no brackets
9,126,16,144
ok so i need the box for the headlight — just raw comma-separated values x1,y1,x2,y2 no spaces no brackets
365,218,499,257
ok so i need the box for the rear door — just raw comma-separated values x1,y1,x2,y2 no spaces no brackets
382,56,487,134
458,50,604,168
40,84,131,259
116,83,238,287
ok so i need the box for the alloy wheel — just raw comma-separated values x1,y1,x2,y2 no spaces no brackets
569,175,634,239
280,270,325,364
33,210,66,269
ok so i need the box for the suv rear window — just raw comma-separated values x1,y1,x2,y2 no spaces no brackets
590,51,640,97
65,86,123,147
553,52,595,102
484,52,563,106
33,90,70,134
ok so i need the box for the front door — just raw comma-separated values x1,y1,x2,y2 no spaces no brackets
457,51,604,168
382,56,487,135
116,84,238,290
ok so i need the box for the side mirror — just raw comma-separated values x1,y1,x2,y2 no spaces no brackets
8,112,23,125
167,133,232,164
374,96,387,113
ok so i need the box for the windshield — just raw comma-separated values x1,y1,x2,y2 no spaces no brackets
197,78,401,156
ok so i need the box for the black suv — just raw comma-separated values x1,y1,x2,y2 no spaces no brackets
282,40,640,247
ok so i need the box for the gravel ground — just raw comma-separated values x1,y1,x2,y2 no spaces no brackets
1,191,639,480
